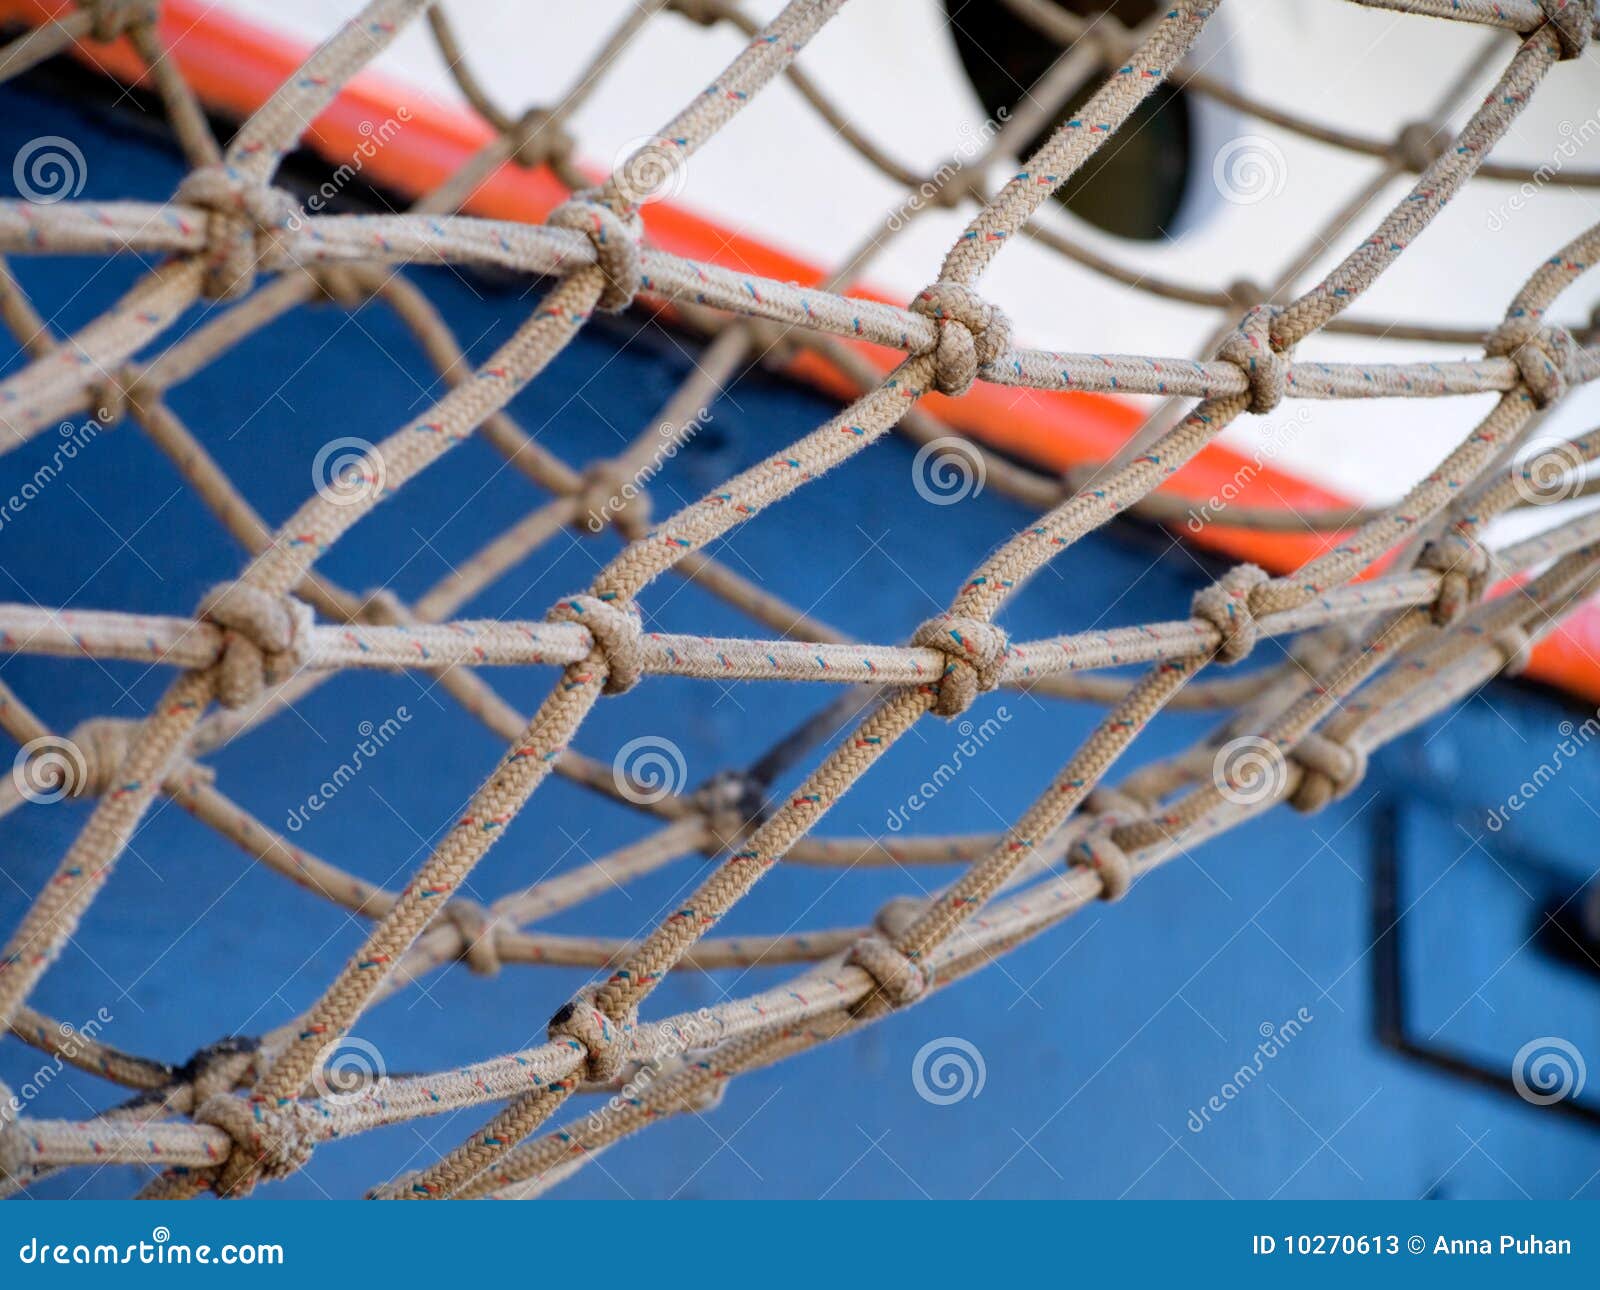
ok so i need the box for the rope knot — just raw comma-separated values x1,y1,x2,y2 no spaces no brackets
549,990,636,1082
1538,0,1593,58
173,165,300,301
1287,730,1368,814
1191,563,1270,664
444,899,502,976
547,192,644,312
692,769,768,849
194,1094,319,1194
1068,814,1134,901
911,614,1010,717
1223,278,1265,311
846,934,928,1010
58,717,138,799
909,282,1011,397
546,593,644,694
510,106,576,170
1486,316,1576,409
1417,532,1490,626
871,894,926,940
197,582,315,709
1392,121,1445,172
1216,305,1291,413
577,460,653,539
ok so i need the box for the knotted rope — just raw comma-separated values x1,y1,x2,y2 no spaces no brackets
909,282,1012,397
194,1094,322,1197
1538,0,1593,58
910,615,1011,717
1216,305,1291,413
196,583,314,709
546,594,645,695
1287,730,1370,814
548,990,637,1083
846,934,929,1011
1191,563,1270,664
1417,532,1491,626
173,165,300,301
546,193,645,313
1485,315,1577,408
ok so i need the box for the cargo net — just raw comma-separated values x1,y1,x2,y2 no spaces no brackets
0,0,1599,1199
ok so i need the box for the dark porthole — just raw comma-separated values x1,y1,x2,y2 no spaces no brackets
943,0,1194,241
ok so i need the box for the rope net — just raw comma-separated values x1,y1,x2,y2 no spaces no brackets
0,0,1598,1198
